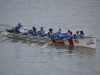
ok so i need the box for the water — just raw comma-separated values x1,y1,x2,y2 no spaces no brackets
0,0,100,75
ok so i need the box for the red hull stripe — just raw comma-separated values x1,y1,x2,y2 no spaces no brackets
51,38,65,44
68,38,74,46
58,41,65,44
51,38,56,43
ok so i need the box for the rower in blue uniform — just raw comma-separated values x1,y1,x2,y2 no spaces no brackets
28,26,37,36
13,23,23,33
68,31,74,39
37,27,45,37
57,28,61,34
73,31,79,39
32,28,37,36
47,28,54,38
56,28,64,39
62,30,71,38
55,28,63,39
79,31,85,39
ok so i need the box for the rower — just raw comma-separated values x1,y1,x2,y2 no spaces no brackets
79,31,85,39
56,28,61,34
73,31,80,39
13,23,23,33
37,27,45,37
55,28,64,39
68,31,74,39
47,28,54,38
6,23,23,33
32,28,37,36
62,30,71,38
20,27,28,35
28,26,36,36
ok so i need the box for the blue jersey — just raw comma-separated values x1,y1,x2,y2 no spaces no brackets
55,33,64,39
47,32,54,38
62,32,70,38
37,30,45,37
28,29,37,36
14,26,20,32
68,34,74,39
73,34,80,39
56,28,61,34
79,33,85,38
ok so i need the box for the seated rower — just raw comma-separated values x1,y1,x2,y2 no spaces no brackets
6,23,23,33
37,27,45,37
55,28,64,39
47,28,54,38
33,28,37,36
20,27,28,35
68,31,74,39
28,26,37,36
79,31,85,38
13,23,23,33
56,28,61,34
62,30,71,38
73,31,79,39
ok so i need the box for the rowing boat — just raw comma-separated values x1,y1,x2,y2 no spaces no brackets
5,31,96,49
51,37,96,49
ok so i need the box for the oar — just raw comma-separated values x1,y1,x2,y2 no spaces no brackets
85,34,92,38
40,43,49,48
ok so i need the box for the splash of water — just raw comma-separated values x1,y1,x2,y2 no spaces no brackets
40,43,48,48
16,41,22,45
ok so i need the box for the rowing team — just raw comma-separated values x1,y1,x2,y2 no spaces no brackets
6,23,85,39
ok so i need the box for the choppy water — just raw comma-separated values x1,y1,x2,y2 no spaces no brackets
0,0,100,75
